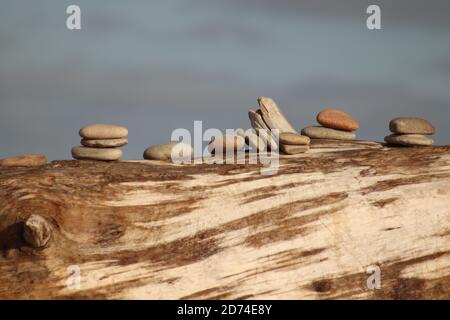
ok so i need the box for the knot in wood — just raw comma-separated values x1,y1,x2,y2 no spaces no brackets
23,214,52,248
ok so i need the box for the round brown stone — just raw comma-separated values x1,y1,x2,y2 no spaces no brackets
317,109,359,131
0,155,48,167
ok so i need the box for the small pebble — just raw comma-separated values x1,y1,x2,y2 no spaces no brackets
143,142,193,161
280,144,309,154
208,135,245,154
0,155,48,167
237,129,267,151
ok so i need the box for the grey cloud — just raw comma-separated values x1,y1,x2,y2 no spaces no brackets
185,22,264,46
215,0,450,29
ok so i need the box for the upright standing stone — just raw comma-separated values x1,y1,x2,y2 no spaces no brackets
258,97,298,133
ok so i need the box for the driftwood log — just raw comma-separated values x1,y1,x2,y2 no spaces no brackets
1,141,449,299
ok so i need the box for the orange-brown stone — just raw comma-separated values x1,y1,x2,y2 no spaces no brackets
317,109,359,132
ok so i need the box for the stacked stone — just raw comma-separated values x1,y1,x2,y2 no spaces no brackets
385,118,435,147
71,124,128,161
278,132,310,154
302,109,359,141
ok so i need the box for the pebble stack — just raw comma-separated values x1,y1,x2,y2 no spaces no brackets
278,132,310,154
385,117,435,147
302,109,359,141
71,124,128,161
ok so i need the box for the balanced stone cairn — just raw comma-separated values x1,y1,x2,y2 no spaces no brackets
385,117,435,147
71,124,128,161
302,109,359,141
278,132,310,155
248,97,310,154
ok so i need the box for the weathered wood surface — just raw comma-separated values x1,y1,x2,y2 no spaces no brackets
1,142,450,299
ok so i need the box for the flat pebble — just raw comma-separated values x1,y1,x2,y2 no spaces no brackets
280,144,309,154
301,126,356,141
0,154,48,167
71,146,123,161
279,132,310,145
81,138,128,148
79,124,128,139
384,134,434,146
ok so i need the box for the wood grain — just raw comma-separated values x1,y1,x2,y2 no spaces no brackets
0,143,449,299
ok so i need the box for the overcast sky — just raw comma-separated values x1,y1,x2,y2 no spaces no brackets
1,0,449,160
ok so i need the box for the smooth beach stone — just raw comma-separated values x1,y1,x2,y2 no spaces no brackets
208,135,245,154
384,134,434,147
317,109,359,132
0,154,48,167
280,144,309,155
71,146,123,161
389,117,435,135
143,142,193,161
301,126,356,141
79,124,128,139
279,132,310,145
237,129,266,151
81,138,128,148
